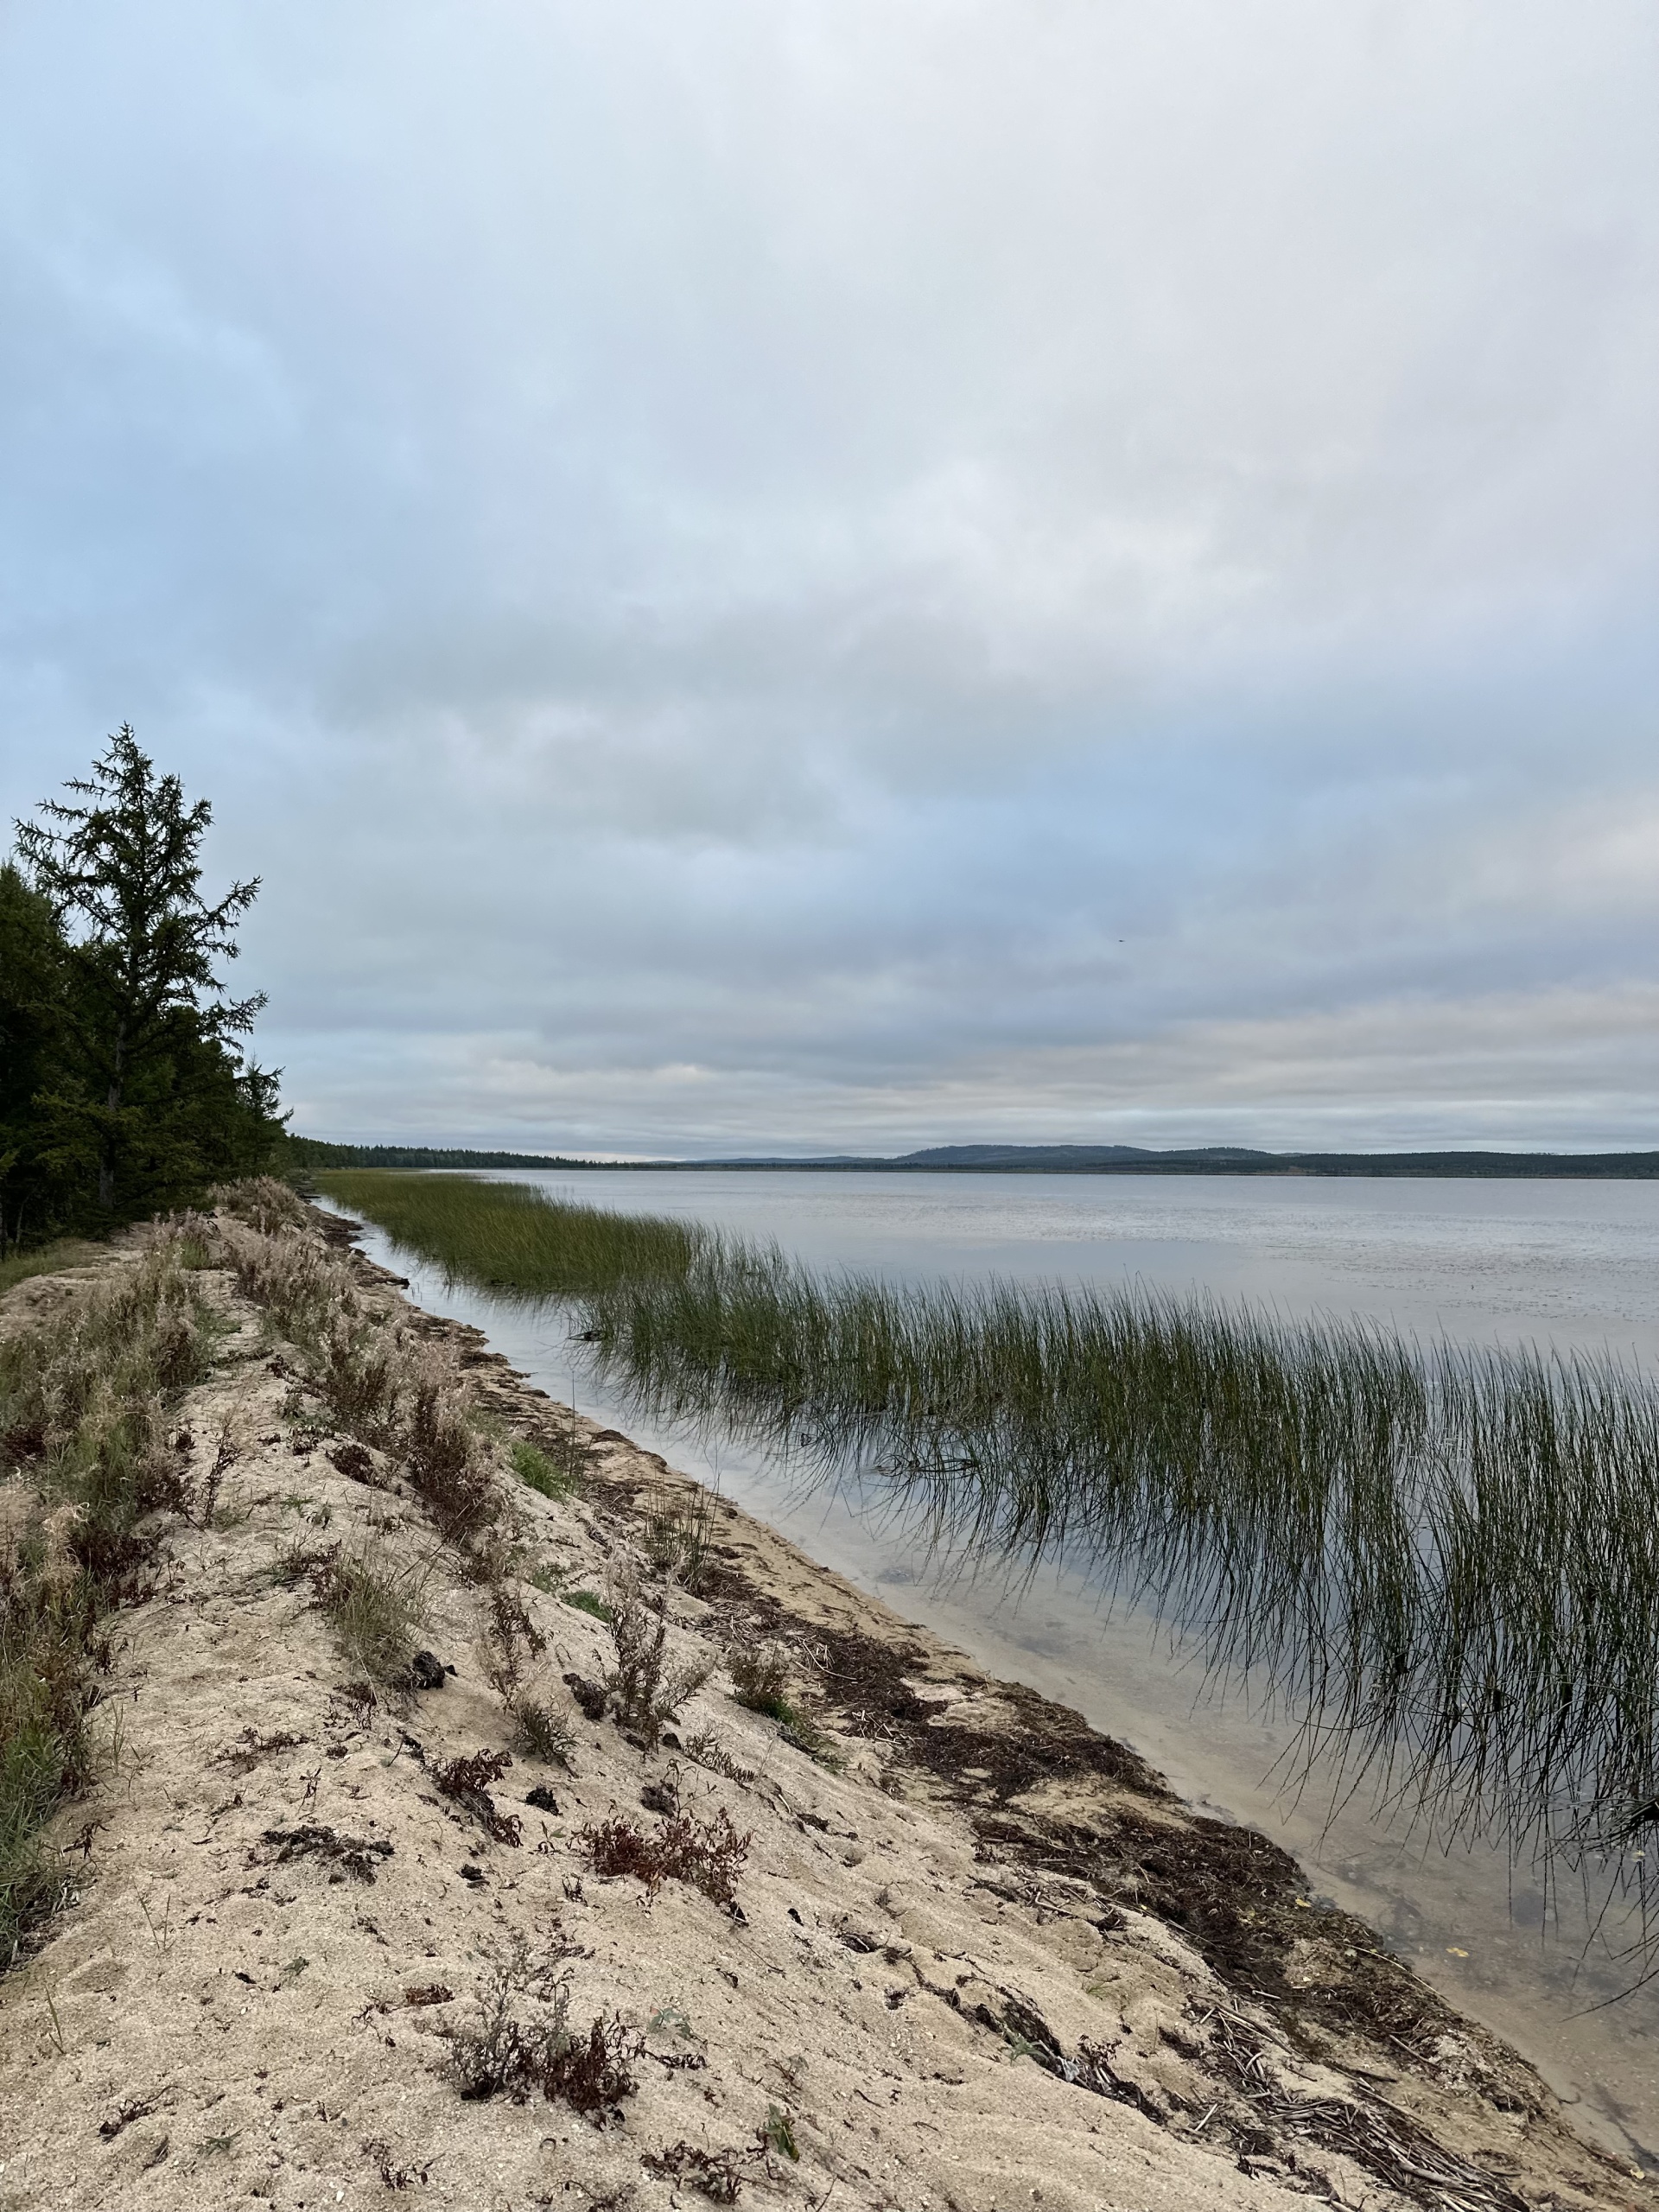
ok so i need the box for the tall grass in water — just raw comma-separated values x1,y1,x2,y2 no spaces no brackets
321,1173,1659,1894
318,1171,700,1297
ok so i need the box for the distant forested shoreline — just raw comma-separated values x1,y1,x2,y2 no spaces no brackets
288,1137,1659,1179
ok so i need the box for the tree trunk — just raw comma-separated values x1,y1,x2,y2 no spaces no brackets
99,1020,125,1211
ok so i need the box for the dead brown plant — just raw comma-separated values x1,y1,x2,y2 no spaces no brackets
435,1749,524,1846
578,1805,750,1911
642,2142,745,2202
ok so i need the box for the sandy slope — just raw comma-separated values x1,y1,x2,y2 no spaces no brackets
0,1219,1648,2212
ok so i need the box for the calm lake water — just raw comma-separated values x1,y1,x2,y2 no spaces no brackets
322,1170,1659,2167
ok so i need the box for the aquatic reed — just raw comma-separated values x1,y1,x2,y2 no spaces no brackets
316,1171,699,1298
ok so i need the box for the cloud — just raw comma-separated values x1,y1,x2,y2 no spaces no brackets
1,0,1655,1151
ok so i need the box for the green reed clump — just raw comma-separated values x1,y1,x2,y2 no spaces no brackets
316,1172,701,1298
598,1253,1659,1879
319,1174,1659,1887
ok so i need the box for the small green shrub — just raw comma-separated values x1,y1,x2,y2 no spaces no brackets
442,1937,641,2116
604,1582,712,1747
0,1644,92,1955
760,2106,799,2162
563,1590,613,1624
511,1440,572,1501
404,1363,498,1541
520,1414,600,1497
296,1551,424,1686
513,1699,577,1767
728,1645,841,1770
477,1583,546,1697
728,1645,791,1721
643,1491,716,1592
315,1311,399,1436
680,1728,754,1785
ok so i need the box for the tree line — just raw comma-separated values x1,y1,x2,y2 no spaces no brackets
0,728,285,1250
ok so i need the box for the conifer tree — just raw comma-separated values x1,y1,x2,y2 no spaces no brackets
13,727,279,1219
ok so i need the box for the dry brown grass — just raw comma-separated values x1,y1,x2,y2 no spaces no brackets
1,1227,215,1957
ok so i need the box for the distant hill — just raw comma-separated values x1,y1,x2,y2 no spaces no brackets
884,1145,1659,1178
289,1135,1659,1179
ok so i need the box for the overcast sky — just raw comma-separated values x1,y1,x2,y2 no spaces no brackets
3,3,1655,1156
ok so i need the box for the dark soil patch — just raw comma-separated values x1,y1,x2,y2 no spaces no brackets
0,1415,48,1469
257,1824,393,1883
810,1618,1167,1802
689,1555,1164,1802
684,1542,1572,2161
327,1440,378,1484
972,1795,1478,2067
313,1211,363,1254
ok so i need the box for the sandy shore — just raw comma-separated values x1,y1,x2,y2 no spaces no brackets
0,1205,1648,2212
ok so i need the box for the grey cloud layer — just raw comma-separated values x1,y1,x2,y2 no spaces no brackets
2,1,1655,1151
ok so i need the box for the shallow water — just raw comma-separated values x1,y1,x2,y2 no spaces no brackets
321,1172,1659,2167
470,1166,1659,1367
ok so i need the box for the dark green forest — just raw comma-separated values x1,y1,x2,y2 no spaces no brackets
284,1138,583,1172
0,729,285,1251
